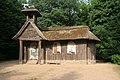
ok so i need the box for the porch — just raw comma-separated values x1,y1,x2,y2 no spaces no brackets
19,40,41,64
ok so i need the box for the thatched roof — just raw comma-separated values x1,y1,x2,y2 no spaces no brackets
13,21,100,41
42,26,100,41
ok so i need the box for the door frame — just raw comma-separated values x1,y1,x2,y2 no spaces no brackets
29,42,38,60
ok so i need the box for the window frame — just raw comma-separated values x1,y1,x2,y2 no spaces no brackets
53,42,61,54
67,41,76,54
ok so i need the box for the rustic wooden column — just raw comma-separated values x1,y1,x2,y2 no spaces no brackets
45,48,47,64
26,15,29,21
24,46,26,63
28,47,30,61
37,41,41,64
19,40,23,64
33,15,35,22
86,43,88,64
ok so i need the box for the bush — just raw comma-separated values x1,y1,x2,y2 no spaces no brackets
110,54,120,65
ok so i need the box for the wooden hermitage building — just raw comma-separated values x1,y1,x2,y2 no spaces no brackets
13,7,100,64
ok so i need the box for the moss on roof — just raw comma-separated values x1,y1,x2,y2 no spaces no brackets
42,26,100,41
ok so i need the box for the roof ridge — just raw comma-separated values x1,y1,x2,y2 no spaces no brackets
41,26,89,31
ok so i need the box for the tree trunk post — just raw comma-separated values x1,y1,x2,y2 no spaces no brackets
37,41,41,64
19,40,23,64
24,46,27,63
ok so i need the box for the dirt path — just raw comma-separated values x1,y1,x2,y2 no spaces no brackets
0,61,120,80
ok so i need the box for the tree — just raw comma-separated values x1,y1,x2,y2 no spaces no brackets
89,0,120,61
0,0,24,60
31,0,90,27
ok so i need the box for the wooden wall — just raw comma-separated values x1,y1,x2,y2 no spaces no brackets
19,23,41,40
43,40,88,61
76,40,87,60
22,40,96,64
87,42,96,60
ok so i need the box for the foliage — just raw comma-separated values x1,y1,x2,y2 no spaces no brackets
110,54,120,65
0,0,24,60
89,0,120,61
31,0,90,27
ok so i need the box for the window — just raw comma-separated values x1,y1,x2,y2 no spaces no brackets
67,41,76,54
53,42,61,54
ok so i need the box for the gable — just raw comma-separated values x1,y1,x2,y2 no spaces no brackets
19,23,41,40
12,21,47,40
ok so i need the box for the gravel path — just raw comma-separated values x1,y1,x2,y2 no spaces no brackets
0,61,120,80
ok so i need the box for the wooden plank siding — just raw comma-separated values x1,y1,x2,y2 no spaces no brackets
88,43,96,60
61,43,67,60
20,40,96,64
76,41,87,60
44,40,89,62
19,23,41,40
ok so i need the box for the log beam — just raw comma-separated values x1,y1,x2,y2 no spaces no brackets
24,46,27,63
28,47,30,61
37,41,41,64
19,40,23,64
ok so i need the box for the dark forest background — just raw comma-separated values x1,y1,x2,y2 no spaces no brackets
0,0,120,64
